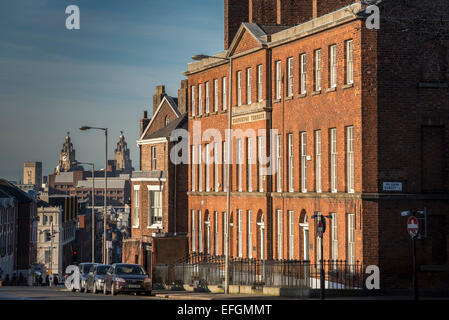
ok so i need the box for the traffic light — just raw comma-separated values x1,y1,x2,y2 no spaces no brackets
72,250,78,263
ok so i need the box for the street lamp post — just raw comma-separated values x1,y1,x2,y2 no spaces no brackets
73,161,95,263
80,126,108,264
192,54,232,294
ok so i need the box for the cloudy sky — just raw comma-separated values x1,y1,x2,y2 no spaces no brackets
0,0,223,182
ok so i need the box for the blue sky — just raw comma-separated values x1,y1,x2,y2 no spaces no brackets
0,0,223,181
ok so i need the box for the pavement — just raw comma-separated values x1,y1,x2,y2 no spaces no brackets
1,285,448,300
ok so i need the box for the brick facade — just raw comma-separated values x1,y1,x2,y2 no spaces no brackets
123,84,189,269
184,0,449,289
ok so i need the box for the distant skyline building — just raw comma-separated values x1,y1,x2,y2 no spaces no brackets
114,131,134,174
23,161,42,186
56,133,77,174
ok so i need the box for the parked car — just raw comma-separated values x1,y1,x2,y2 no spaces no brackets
78,263,98,292
103,264,151,296
85,264,111,294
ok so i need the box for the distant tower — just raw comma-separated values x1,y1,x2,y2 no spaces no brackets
56,132,76,173
23,161,42,186
114,131,133,174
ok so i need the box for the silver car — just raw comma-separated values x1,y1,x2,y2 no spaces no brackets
78,263,97,292
85,264,111,294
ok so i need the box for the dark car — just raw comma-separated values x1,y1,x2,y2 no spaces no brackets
103,264,151,296
78,263,97,292
85,264,111,294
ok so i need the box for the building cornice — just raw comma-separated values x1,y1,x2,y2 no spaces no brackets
183,2,365,76
136,137,169,146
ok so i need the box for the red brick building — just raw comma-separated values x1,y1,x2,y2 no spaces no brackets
0,179,37,279
184,0,449,289
122,84,189,273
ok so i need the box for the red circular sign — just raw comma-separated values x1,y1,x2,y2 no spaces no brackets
407,216,419,238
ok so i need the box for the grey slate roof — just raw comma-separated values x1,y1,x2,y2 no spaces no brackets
0,178,33,203
143,113,187,141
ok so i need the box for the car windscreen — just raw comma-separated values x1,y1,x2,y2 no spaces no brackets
82,264,94,274
115,265,146,275
96,266,110,275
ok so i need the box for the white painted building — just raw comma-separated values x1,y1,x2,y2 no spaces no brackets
36,206,76,277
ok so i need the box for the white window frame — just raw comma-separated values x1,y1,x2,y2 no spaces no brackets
248,210,252,259
214,142,219,192
300,54,306,94
214,79,218,112
198,211,202,252
330,45,337,88
301,132,307,193
198,144,202,192
289,210,294,260
330,128,337,193
191,210,196,251
223,140,227,192
347,126,354,193
198,84,203,115
277,209,282,260
258,136,264,192
223,77,227,110
237,71,242,106
346,40,354,84
148,189,162,227
191,85,196,116
214,211,219,255
205,143,210,192
347,213,355,265
331,212,338,263
315,49,321,91
287,57,294,97
247,138,252,192
132,186,140,228
276,134,282,192
191,145,196,191
247,67,252,105
276,61,282,99
237,138,243,192
151,146,157,170
223,211,228,256
315,130,322,193
238,210,243,258
257,65,263,102
205,81,210,114
288,133,294,192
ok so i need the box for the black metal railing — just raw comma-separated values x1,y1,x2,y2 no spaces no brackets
154,256,365,290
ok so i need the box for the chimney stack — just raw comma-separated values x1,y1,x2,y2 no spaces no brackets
313,0,355,19
177,79,188,115
153,85,167,116
140,110,150,137
224,0,249,50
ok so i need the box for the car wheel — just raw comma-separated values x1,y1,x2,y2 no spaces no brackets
93,283,97,294
111,284,117,296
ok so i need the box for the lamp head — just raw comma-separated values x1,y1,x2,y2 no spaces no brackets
192,54,210,61
80,126,91,131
